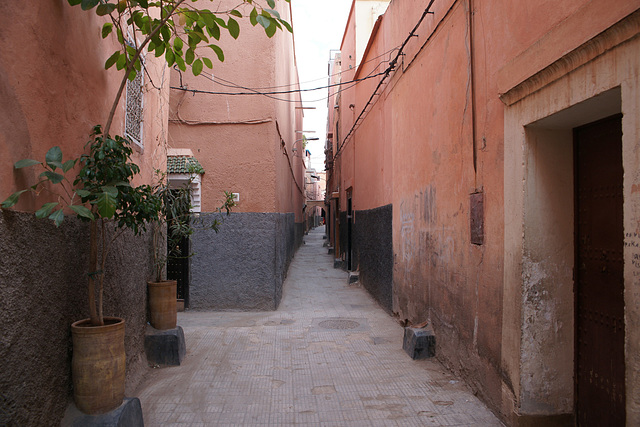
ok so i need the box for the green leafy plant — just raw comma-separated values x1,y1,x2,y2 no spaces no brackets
2,126,160,325
151,170,236,282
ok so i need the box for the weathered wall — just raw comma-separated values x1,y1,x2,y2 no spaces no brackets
0,211,153,426
168,0,303,311
328,0,640,424
353,204,393,312
502,22,640,424
189,212,295,310
0,3,169,426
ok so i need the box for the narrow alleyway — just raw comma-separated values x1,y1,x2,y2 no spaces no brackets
135,227,503,426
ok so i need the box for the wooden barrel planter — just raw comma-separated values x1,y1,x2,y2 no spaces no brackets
71,317,126,414
148,280,177,330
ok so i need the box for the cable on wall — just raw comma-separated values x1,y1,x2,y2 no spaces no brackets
333,0,436,160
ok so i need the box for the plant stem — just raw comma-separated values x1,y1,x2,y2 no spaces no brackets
88,219,99,325
98,218,106,325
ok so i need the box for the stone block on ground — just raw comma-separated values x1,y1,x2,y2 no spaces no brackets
145,325,186,366
61,397,144,427
403,327,436,359
333,258,344,269
327,246,334,254
348,271,359,284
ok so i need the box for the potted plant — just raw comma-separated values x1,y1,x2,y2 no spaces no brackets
147,171,194,330
2,128,160,414
148,169,236,330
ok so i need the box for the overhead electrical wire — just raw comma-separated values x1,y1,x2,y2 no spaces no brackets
206,44,402,92
333,0,436,160
170,66,389,100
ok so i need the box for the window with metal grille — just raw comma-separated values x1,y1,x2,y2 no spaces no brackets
125,44,144,150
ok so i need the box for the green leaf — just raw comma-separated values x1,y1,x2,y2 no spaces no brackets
202,57,213,69
265,8,281,19
14,159,41,169
279,19,293,33
102,186,118,197
256,14,270,30
208,44,224,62
174,37,183,51
40,171,64,184
96,188,117,218
227,17,240,39
154,42,166,58
102,23,113,39
265,20,277,38
267,0,275,8
76,189,92,198
165,47,175,66
45,146,62,165
70,205,95,220
250,8,258,26
81,0,99,10
127,70,137,81
125,44,137,59
161,25,171,43
96,3,116,16
48,209,65,227
116,52,127,70
185,48,195,65
206,22,220,40
199,10,215,27
48,161,64,170
190,28,209,43
175,54,186,72
116,28,125,44
67,0,82,5
1,190,27,208
192,59,203,76
105,51,120,69
138,0,149,8
229,9,242,18
62,159,76,173
35,203,59,219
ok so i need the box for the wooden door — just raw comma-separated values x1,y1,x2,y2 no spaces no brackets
574,114,625,426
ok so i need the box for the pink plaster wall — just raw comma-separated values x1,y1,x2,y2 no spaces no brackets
168,0,303,219
328,0,640,422
0,2,167,210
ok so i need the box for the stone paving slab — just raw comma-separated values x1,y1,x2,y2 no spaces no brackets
135,227,504,426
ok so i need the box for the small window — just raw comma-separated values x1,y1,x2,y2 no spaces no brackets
125,40,144,150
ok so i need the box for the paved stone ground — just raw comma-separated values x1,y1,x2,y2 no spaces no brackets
135,227,503,426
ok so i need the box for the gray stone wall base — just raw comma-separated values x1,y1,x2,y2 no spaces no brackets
403,327,436,359
353,204,393,313
190,212,299,310
61,397,144,427
0,211,152,426
144,326,186,366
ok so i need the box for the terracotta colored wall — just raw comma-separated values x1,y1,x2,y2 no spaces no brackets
0,2,168,425
328,0,640,423
167,0,302,311
274,2,305,222
168,1,302,219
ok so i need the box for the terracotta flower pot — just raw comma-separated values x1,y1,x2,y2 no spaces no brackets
148,280,177,330
71,317,126,414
